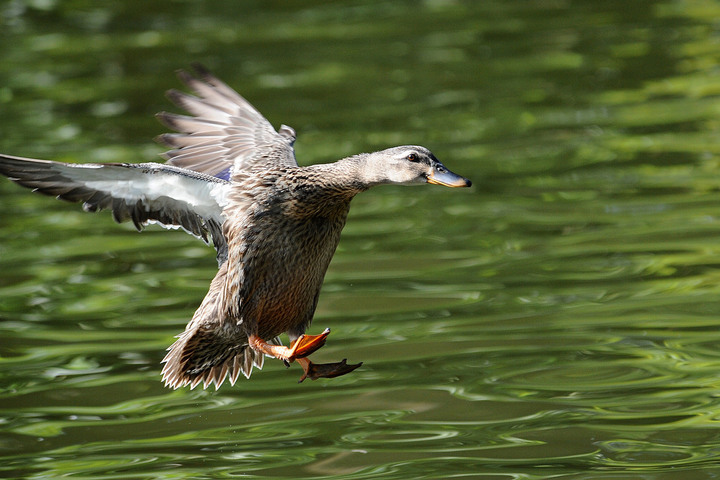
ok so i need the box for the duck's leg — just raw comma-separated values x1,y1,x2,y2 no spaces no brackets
248,328,331,362
295,357,363,383
248,329,361,381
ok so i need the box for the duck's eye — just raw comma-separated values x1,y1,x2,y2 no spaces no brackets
406,153,419,162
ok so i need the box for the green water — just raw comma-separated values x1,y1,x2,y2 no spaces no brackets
2,1,720,478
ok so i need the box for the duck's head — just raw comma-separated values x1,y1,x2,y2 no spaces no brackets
361,146,471,188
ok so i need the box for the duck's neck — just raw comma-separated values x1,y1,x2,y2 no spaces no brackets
302,154,374,195
333,153,386,190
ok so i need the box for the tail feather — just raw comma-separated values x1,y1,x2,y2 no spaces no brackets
161,326,281,390
160,261,283,390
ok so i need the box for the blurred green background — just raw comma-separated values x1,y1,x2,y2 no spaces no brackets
2,1,720,479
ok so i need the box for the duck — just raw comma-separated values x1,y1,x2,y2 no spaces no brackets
0,64,471,389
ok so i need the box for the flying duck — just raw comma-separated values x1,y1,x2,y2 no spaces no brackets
0,64,471,389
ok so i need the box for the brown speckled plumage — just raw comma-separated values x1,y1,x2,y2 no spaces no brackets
0,64,471,389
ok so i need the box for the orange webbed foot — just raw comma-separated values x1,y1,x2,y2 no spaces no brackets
296,357,363,383
249,330,362,382
290,328,331,358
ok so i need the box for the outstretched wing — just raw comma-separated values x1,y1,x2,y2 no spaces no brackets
156,63,298,181
0,154,231,263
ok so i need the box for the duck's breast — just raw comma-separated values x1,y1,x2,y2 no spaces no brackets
237,182,353,339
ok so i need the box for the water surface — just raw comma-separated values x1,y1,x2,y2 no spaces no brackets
2,1,720,479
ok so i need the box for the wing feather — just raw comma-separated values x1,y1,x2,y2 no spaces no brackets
156,64,297,179
0,154,231,263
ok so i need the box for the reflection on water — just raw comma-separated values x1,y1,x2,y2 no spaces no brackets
2,1,720,479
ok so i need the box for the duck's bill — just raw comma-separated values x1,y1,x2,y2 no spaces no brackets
427,167,472,188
